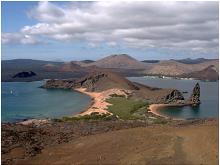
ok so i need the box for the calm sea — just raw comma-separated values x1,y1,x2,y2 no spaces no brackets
128,77,219,119
2,81,91,122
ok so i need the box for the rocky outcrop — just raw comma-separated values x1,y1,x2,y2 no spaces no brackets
42,79,75,89
164,89,185,104
12,71,36,78
188,83,200,106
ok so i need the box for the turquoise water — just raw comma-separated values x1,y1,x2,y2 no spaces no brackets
2,81,91,122
128,77,219,119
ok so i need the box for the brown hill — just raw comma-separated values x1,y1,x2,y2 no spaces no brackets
180,65,219,81
43,63,60,72
43,71,185,103
60,62,83,72
44,71,138,92
85,54,148,69
145,59,219,76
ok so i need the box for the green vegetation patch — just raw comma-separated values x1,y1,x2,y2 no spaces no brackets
106,97,149,120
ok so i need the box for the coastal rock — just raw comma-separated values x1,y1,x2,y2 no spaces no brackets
164,89,185,103
42,79,75,89
12,71,36,78
189,83,201,106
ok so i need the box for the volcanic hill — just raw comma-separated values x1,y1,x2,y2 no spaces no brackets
85,54,148,69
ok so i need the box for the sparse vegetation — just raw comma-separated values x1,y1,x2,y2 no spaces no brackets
153,118,169,124
109,94,126,98
61,112,117,121
106,97,149,120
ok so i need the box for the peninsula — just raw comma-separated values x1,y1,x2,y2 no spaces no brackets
42,71,200,119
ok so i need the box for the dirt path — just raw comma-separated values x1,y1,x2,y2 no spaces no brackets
15,120,218,165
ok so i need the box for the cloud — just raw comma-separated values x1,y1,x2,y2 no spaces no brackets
2,33,41,44
2,1,219,53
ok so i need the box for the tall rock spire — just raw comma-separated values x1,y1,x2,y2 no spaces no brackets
189,83,201,106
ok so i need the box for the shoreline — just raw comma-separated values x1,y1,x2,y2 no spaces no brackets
74,88,112,116
148,104,191,121
74,88,132,116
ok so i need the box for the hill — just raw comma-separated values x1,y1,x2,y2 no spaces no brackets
180,65,219,81
85,54,148,69
2,57,218,82
174,58,217,64
144,59,219,76
1,59,88,82
59,62,83,72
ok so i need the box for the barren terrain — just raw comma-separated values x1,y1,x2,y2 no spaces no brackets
11,119,218,165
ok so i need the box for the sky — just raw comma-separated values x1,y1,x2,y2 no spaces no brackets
1,1,219,61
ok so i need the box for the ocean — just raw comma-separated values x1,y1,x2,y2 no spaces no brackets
2,81,91,122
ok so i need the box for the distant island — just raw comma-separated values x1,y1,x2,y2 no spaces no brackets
2,54,219,82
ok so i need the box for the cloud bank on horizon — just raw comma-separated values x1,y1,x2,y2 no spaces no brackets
1,1,219,60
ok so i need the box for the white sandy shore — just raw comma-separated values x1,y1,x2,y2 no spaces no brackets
74,88,131,116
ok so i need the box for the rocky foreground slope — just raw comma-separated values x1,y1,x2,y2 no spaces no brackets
2,119,218,165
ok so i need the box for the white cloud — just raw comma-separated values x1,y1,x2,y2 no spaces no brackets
2,1,219,53
2,33,40,44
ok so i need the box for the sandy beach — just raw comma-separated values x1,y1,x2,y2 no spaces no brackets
148,104,190,120
74,88,131,116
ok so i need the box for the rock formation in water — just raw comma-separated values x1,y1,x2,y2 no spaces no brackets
12,71,36,78
164,89,185,104
189,83,201,106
